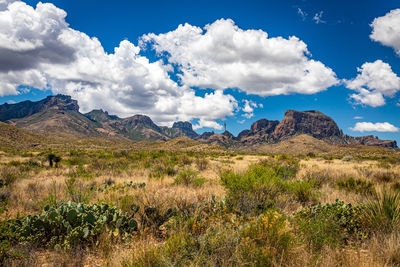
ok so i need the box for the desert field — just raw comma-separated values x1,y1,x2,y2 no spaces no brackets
0,139,399,267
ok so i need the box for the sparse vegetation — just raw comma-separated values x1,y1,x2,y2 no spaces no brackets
1,141,400,266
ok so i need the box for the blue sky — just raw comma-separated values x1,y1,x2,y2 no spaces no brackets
0,0,399,143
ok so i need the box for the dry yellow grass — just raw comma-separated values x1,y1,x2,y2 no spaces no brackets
2,143,400,266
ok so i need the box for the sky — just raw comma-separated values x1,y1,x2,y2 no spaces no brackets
0,0,399,143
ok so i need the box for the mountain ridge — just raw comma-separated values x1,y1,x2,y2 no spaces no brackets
0,95,397,149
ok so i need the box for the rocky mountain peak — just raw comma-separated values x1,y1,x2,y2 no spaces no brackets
44,95,79,112
172,121,193,131
250,119,280,133
123,115,158,128
273,109,341,140
0,94,79,122
85,109,119,122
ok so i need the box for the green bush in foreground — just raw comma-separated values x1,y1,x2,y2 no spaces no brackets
10,202,138,249
293,200,366,251
220,160,317,215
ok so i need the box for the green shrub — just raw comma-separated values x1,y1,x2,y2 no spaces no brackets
363,189,400,233
239,211,295,266
336,177,375,195
220,164,283,215
307,152,316,158
67,165,93,180
174,169,206,187
220,160,300,215
0,220,19,265
178,155,193,166
284,180,319,203
0,167,22,187
10,202,138,249
293,200,365,251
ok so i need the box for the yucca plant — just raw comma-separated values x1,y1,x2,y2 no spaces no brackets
364,189,400,233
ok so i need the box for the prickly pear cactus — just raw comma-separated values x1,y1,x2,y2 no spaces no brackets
10,202,138,249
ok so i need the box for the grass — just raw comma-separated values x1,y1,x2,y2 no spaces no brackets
1,143,400,266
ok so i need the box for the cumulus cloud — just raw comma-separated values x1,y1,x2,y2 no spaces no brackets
0,0,238,129
370,9,400,55
141,19,338,97
353,116,363,120
351,122,399,132
344,60,400,107
242,100,261,119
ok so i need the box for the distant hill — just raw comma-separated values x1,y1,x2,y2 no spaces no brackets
198,110,397,149
0,95,198,141
0,122,43,149
0,95,397,150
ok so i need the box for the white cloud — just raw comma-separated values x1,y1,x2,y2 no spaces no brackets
141,19,338,97
0,1,238,129
313,11,326,24
344,60,400,107
370,9,400,55
351,122,399,132
297,8,307,21
242,99,261,119
192,119,223,130
353,116,363,120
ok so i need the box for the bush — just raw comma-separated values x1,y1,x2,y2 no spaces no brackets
284,180,319,204
293,200,365,251
174,169,206,187
363,189,400,233
0,220,18,265
220,165,282,215
374,171,395,183
220,160,301,215
0,167,22,187
10,202,138,249
46,153,61,168
307,152,316,158
239,211,295,266
336,177,375,195
67,165,93,180
195,157,209,171
341,155,353,162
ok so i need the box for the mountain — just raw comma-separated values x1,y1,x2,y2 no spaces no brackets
0,95,198,141
201,110,398,149
161,121,199,139
0,95,79,121
0,95,397,149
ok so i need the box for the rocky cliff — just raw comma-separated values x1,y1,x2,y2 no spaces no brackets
203,110,397,149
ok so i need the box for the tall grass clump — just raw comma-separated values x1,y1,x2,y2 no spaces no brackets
364,189,400,233
336,177,376,196
173,169,206,187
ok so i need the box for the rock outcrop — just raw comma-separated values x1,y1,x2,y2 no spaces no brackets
272,110,341,140
201,110,397,149
0,95,78,122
